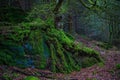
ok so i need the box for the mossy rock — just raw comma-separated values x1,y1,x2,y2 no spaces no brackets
24,76,40,80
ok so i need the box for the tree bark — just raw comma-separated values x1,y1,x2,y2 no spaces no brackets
53,0,64,29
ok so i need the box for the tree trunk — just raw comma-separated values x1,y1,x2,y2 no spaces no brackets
53,0,64,29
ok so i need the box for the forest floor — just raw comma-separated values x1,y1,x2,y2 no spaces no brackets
0,35,120,80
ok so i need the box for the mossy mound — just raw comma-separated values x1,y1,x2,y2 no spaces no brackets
0,19,103,73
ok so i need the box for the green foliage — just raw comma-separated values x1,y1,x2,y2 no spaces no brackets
24,76,40,80
116,64,120,69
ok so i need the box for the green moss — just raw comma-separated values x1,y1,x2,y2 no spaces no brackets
82,47,99,55
97,62,104,67
82,57,98,68
97,42,113,50
78,47,103,62
74,43,82,51
49,42,67,73
56,39,70,73
24,76,40,80
65,50,81,71
48,29,74,47
30,30,47,69
0,18,103,73
50,44,57,72
21,18,46,29
48,37,80,73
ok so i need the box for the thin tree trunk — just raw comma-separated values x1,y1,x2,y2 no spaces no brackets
53,0,64,29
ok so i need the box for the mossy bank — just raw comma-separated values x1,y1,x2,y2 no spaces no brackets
0,19,103,73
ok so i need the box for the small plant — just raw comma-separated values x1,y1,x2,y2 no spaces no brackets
116,64,120,69
98,62,104,67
